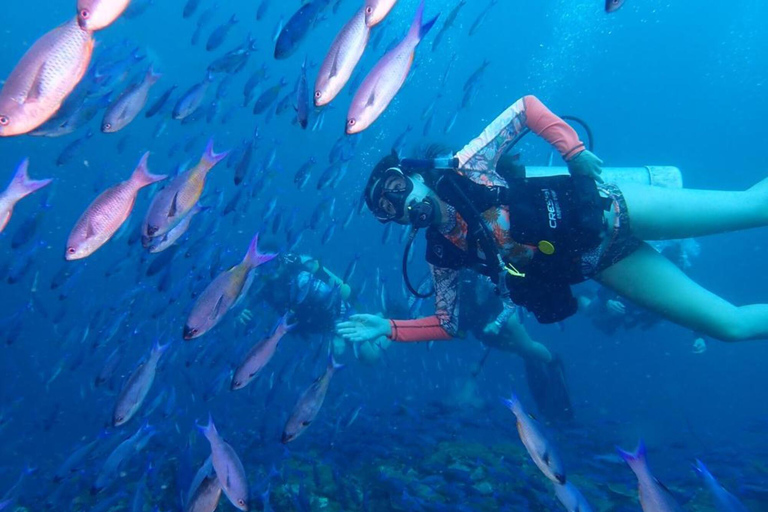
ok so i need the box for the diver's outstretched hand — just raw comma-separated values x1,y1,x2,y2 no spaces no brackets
567,149,604,182
336,314,391,344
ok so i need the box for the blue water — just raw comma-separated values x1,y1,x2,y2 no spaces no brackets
0,0,767,510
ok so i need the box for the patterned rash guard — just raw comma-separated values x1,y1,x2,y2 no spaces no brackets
388,95,586,343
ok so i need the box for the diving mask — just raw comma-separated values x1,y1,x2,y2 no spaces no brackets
369,167,414,223
369,167,436,227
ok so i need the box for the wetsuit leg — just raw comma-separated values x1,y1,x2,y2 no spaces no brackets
480,315,574,422
524,354,574,423
620,179,768,240
597,243,768,342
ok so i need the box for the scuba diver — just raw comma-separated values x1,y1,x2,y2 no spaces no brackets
244,253,390,363
336,95,768,351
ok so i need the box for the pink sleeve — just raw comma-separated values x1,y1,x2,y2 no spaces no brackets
388,264,460,343
523,95,585,161
389,317,453,343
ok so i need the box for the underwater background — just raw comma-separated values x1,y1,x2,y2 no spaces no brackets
0,0,767,510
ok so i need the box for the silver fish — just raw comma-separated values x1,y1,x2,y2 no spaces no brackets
315,7,370,108
617,441,685,512
113,341,170,426
102,67,161,133
282,354,344,443
502,394,566,484
231,314,295,390
198,416,249,511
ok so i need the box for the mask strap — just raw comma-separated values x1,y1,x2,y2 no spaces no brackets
400,157,459,170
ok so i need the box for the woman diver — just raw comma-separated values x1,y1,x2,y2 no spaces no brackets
336,95,768,345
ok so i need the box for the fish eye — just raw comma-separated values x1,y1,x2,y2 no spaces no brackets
365,6,373,14
67,247,76,255
237,499,245,506
80,9,90,19
103,123,111,130
314,91,322,99
0,115,8,126
347,118,356,127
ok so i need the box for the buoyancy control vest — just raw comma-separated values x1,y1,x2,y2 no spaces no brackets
425,171,610,324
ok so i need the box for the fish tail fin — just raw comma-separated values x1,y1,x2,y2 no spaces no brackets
276,312,297,336
616,439,647,472
328,352,345,373
408,0,438,43
243,232,278,268
131,152,167,188
6,159,52,200
151,339,171,359
146,66,162,86
196,413,217,438
200,138,230,169
140,420,154,434
500,393,521,414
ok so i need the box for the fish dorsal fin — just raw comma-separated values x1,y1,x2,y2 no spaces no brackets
365,89,376,108
168,192,179,218
329,48,341,79
211,295,224,319
85,219,96,239
24,61,54,104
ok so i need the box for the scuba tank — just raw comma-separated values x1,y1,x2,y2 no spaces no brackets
525,166,683,189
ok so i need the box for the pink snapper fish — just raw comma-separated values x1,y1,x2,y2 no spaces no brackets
347,0,437,134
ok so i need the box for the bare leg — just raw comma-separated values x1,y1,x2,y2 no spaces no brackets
620,178,768,240
479,315,552,364
596,243,768,342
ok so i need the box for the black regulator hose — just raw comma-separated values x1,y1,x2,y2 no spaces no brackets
403,229,433,298
561,115,595,152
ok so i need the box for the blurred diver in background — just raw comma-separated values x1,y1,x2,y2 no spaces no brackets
338,94,768,368
244,253,392,364
250,253,348,333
